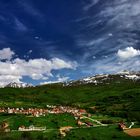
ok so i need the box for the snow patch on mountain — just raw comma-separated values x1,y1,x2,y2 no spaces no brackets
5,82,33,88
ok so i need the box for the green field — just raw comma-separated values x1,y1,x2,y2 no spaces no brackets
0,125,139,140
0,113,77,130
0,76,140,139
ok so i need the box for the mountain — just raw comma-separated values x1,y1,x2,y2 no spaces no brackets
2,71,140,88
63,71,140,86
0,71,139,122
5,82,33,88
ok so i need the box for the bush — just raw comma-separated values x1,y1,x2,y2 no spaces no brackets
101,120,113,124
21,132,33,140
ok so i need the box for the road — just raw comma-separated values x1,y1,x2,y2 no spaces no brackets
81,115,108,126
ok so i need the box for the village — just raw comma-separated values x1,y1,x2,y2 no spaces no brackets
0,105,87,117
0,105,111,136
0,105,139,137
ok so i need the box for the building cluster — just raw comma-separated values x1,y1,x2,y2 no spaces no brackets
0,106,88,132
0,106,87,117
51,106,87,117
0,107,47,117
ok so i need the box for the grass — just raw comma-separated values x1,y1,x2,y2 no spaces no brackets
0,125,139,140
0,78,139,121
0,76,139,139
0,113,77,130
64,125,140,140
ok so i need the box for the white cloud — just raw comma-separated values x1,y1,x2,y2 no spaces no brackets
76,0,140,75
98,0,140,30
34,36,39,40
11,58,76,80
0,48,77,86
56,75,69,82
0,48,15,60
28,50,32,54
40,81,56,85
40,75,69,85
85,51,140,74
108,33,113,37
51,58,77,70
0,75,22,87
18,1,43,18
14,18,27,31
94,58,140,74
117,47,140,59
84,0,99,11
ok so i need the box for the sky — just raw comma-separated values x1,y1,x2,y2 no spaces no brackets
0,0,140,86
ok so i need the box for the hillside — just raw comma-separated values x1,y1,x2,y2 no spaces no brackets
0,74,140,122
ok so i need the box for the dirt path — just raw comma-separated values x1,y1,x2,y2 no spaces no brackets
128,122,134,128
124,128,140,136
82,116,107,126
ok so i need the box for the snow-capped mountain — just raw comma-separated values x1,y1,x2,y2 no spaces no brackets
63,74,110,86
63,71,140,86
5,82,33,88
2,71,140,88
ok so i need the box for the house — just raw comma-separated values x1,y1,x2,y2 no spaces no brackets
59,126,73,137
118,123,127,130
18,125,26,131
77,120,84,126
79,109,87,114
1,122,9,129
7,108,13,114
18,125,46,131
1,121,10,132
85,121,93,127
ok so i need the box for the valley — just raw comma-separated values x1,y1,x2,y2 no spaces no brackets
0,72,140,139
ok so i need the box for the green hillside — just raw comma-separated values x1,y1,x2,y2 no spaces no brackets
0,75,140,122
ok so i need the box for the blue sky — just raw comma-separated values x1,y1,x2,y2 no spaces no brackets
0,0,140,86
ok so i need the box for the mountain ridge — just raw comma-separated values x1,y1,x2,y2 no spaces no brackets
1,70,140,88
5,82,33,88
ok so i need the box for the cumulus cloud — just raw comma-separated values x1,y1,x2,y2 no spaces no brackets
0,75,22,87
117,47,140,59
0,48,77,86
0,48,15,60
